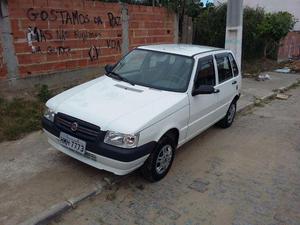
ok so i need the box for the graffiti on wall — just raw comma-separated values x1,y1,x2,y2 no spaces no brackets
26,8,120,28
47,46,71,55
89,45,100,61
106,39,121,52
74,30,102,41
26,8,122,61
107,12,121,28
27,8,97,26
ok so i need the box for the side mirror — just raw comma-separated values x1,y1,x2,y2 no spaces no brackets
192,85,218,96
105,64,114,74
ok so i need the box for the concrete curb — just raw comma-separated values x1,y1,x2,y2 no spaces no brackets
19,202,71,225
18,183,106,225
18,79,300,225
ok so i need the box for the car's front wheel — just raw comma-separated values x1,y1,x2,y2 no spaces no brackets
218,101,237,128
141,135,175,182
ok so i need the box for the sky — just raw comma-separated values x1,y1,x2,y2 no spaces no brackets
201,0,214,6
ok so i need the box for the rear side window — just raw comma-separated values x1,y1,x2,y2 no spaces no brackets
215,54,233,83
228,53,239,76
194,56,216,89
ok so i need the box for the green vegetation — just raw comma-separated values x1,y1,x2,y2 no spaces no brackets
193,4,295,61
0,98,43,142
37,84,53,103
193,4,227,48
258,11,296,58
0,85,53,142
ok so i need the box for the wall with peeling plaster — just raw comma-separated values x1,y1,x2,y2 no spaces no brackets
0,0,176,82
278,32,300,62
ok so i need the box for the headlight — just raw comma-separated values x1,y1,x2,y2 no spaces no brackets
44,107,55,122
104,131,139,148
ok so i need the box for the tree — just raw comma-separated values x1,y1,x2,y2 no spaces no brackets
258,12,295,57
193,4,296,60
193,3,227,48
242,7,265,59
161,0,204,41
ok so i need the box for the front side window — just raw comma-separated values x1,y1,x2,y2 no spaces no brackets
111,49,194,92
194,56,216,90
215,54,233,83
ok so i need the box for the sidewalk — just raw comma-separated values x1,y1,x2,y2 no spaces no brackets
0,72,299,225
238,71,300,111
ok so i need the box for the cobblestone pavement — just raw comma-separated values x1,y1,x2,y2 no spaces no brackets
51,87,300,225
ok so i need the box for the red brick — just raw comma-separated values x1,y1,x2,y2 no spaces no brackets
77,59,88,67
134,30,148,37
48,0,72,9
72,0,84,10
9,0,33,9
14,43,31,53
33,0,48,8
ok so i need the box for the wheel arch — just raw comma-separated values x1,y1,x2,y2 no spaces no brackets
161,128,180,147
232,94,240,104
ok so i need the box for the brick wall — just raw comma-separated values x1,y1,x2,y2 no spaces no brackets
128,5,175,49
1,0,176,80
278,31,300,62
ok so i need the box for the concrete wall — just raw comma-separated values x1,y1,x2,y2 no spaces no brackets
0,0,176,86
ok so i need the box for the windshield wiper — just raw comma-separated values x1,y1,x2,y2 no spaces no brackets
107,71,135,86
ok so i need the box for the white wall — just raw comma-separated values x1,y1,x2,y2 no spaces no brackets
216,0,300,30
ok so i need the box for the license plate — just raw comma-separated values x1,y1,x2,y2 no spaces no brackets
59,132,86,155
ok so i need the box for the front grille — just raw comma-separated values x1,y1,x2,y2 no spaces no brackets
55,113,101,142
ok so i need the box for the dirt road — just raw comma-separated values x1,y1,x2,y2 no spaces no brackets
51,87,300,225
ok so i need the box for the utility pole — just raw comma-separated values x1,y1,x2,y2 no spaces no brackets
225,0,244,72
0,0,19,84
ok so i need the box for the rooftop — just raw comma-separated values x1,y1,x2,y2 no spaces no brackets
138,44,222,57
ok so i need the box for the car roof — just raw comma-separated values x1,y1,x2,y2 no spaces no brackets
137,44,223,57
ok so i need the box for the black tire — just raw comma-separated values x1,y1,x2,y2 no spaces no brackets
217,101,237,128
141,135,176,182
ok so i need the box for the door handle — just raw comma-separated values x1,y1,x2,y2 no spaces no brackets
214,89,220,93
232,80,237,85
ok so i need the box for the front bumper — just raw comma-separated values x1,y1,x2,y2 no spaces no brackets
42,117,156,175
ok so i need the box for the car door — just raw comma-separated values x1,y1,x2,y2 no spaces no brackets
214,52,237,118
187,55,219,139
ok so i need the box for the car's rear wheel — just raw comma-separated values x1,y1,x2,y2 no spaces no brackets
218,101,237,128
141,135,175,182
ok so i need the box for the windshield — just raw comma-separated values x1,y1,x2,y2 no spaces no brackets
111,49,194,92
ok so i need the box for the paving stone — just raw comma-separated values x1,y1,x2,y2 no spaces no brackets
159,207,181,220
188,178,210,193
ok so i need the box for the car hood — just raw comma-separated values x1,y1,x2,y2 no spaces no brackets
47,76,188,133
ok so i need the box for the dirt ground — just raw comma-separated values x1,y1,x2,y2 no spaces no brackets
51,87,300,225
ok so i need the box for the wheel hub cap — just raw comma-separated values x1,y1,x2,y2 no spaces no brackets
155,145,173,175
228,104,236,123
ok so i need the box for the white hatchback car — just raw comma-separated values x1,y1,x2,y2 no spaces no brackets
43,44,241,181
